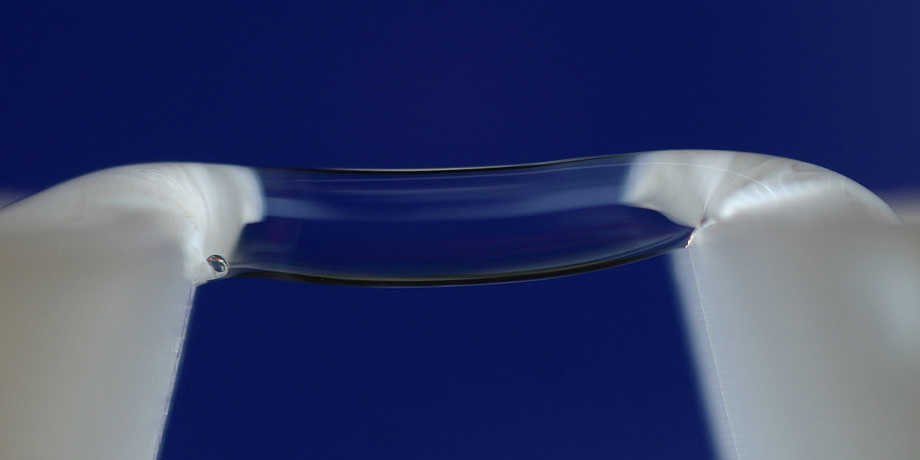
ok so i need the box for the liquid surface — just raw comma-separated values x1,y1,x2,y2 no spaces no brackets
231,158,693,285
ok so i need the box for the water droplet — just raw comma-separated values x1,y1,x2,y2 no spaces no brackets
206,255,229,278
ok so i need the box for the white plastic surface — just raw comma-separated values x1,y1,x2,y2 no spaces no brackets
0,164,262,459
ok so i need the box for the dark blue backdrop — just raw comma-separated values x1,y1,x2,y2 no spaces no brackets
3,2,917,459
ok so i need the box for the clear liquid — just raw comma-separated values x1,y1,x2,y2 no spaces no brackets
230,156,693,285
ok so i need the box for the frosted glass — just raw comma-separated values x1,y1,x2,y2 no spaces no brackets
1,151,917,459
630,151,920,459
0,164,262,459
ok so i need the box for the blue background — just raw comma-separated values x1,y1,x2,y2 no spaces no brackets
3,2,917,459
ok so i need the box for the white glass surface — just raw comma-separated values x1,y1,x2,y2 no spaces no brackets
1,151,917,459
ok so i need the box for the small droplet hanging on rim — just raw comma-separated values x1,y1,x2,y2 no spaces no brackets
206,254,229,278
